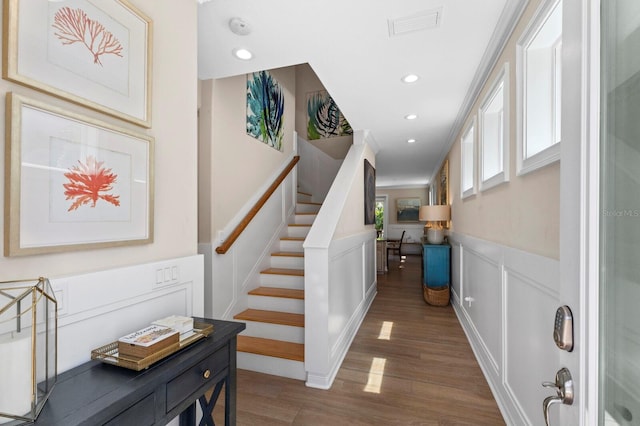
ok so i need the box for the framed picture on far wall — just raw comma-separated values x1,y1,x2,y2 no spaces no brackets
3,0,152,127
396,198,421,223
4,93,154,256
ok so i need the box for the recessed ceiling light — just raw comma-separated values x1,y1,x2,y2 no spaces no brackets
405,114,418,120
233,48,253,60
402,74,419,83
407,138,416,143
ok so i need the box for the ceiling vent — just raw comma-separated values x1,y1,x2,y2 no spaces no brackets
388,7,442,37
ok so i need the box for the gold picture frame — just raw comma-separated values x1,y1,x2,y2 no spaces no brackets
3,0,153,127
4,93,154,256
437,159,449,206
437,159,450,229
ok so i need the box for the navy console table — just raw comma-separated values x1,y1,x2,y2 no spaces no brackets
422,243,451,287
31,318,245,426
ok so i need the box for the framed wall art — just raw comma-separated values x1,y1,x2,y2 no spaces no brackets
3,0,152,127
4,93,154,256
437,159,449,206
396,198,421,223
246,70,284,151
307,90,353,140
364,159,375,225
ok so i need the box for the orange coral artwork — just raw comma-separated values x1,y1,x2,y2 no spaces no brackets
52,7,124,66
63,156,120,212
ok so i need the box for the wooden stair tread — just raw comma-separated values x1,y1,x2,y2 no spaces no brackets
237,336,304,362
297,201,322,206
261,268,304,276
295,212,317,216
248,287,304,299
271,251,304,258
297,190,312,196
280,237,304,241
234,309,304,327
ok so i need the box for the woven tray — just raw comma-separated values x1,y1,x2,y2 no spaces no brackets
91,321,214,371
423,285,450,306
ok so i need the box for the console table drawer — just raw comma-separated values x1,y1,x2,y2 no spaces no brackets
104,393,155,426
166,345,229,412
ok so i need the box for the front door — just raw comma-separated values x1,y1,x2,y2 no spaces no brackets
599,0,640,424
557,0,599,424
560,0,640,424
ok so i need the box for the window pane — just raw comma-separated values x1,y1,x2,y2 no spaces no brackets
461,124,475,193
482,84,504,180
523,0,562,158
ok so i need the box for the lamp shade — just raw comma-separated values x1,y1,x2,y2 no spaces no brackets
419,205,450,222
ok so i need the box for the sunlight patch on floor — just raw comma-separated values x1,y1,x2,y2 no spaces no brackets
378,321,393,340
364,357,387,393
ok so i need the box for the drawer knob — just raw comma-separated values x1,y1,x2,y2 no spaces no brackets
203,369,211,379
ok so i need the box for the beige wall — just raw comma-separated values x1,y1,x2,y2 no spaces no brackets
0,1,199,279
199,66,296,241
446,0,560,259
335,143,376,239
295,64,352,159
376,187,430,225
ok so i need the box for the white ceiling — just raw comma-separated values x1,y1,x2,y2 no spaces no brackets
198,0,527,188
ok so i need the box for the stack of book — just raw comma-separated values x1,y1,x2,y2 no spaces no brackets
117,315,195,359
117,325,180,359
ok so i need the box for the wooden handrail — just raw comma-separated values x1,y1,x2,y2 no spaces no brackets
215,156,300,254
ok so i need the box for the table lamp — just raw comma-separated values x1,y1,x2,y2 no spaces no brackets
419,205,450,244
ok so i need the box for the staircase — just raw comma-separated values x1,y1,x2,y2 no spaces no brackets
234,190,321,380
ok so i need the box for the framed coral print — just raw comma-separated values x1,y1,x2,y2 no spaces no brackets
3,0,152,128
4,93,154,256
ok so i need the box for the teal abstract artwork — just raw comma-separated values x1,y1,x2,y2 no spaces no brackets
307,90,353,140
246,70,285,151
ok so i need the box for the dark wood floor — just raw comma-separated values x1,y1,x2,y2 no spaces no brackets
213,254,505,425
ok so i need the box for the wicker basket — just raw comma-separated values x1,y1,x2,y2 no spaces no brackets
423,285,450,306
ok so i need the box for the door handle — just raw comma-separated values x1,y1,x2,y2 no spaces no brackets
542,367,573,426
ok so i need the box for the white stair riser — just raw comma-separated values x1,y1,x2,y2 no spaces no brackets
241,322,304,343
293,214,316,225
248,295,304,314
260,273,303,289
270,255,304,269
280,240,304,252
296,204,321,214
288,226,311,238
237,352,306,381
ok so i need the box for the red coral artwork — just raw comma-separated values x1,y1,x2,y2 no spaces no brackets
63,156,120,212
52,7,123,66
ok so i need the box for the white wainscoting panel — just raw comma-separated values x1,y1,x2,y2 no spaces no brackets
504,268,559,424
202,170,296,320
386,224,424,255
449,232,560,425
305,230,377,389
462,247,502,374
49,255,204,374
451,241,462,303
